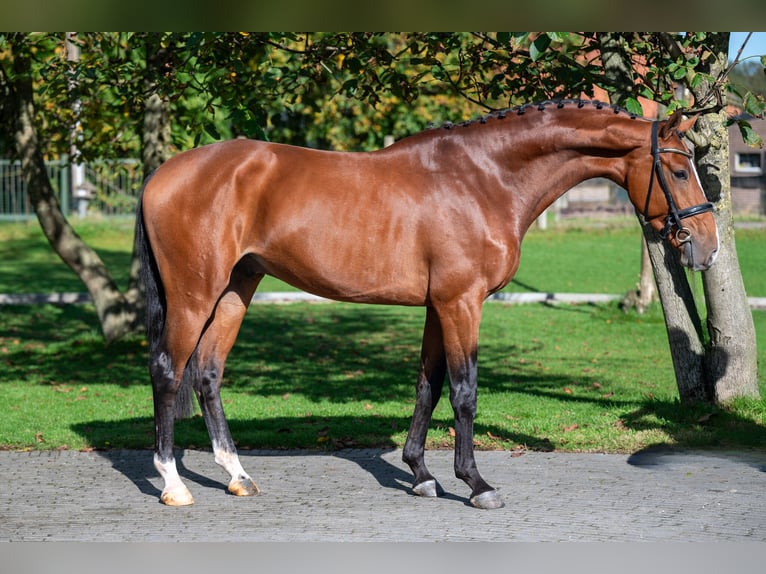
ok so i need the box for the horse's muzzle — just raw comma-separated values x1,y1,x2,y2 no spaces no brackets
680,238,719,272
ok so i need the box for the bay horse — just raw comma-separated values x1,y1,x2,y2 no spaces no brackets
136,100,719,509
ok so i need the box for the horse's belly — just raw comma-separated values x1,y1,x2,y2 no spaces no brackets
252,248,429,306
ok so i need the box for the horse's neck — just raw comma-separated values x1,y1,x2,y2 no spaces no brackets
489,111,646,232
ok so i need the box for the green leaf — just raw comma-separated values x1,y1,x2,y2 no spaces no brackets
530,34,551,62
342,78,358,94
243,118,267,141
344,57,362,74
737,120,764,148
743,92,766,118
726,82,746,99
624,97,644,117
203,121,221,141
672,65,688,80
497,32,511,45
689,73,704,89
512,32,531,46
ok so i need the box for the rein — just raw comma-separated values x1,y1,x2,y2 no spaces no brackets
643,121,715,241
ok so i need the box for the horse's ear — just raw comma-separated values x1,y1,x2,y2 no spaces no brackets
678,114,699,135
659,110,698,139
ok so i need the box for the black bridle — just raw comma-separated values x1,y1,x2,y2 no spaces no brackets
643,121,715,241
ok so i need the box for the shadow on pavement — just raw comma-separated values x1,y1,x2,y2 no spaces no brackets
627,444,766,472
90,447,475,506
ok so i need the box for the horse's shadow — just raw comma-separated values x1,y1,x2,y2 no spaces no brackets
101,449,229,502
96,447,470,506
328,449,467,504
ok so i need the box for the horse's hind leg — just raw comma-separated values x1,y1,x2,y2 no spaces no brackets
152,310,208,506
194,269,263,498
403,307,447,498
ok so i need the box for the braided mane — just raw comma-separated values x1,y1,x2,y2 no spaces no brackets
434,99,646,131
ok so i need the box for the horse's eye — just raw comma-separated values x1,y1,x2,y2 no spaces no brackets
673,170,688,180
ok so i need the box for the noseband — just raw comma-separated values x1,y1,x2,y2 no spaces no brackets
643,121,715,241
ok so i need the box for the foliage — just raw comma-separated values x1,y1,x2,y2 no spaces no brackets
4,32,765,160
729,59,766,102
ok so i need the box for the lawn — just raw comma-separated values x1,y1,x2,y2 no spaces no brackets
1,217,765,453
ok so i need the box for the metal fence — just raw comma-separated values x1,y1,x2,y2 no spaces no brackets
0,157,143,220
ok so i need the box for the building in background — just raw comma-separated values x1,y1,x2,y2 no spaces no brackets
729,114,766,217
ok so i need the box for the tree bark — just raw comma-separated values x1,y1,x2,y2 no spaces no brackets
142,33,172,180
647,109,760,401
640,222,710,402
635,236,657,312
690,33,758,401
647,34,758,402
4,36,140,343
600,32,759,403
695,110,760,401
621,235,658,314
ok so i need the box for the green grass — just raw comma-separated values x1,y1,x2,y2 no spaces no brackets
1,218,765,453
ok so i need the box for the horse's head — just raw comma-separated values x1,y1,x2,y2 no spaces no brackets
628,111,719,271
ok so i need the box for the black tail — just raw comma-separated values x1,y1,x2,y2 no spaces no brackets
135,181,195,419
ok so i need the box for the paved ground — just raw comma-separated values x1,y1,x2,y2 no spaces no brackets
1,446,765,542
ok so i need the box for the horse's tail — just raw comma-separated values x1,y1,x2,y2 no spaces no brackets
135,178,195,419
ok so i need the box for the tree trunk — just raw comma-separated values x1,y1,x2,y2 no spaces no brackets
641,222,711,402
6,38,141,343
646,107,760,401
600,32,759,403
123,33,175,326
695,110,759,401
621,236,658,314
635,237,657,312
142,92,171,179
647,33,758,402
142,33,172,180
690,34,758,401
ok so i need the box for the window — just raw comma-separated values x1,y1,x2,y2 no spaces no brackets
735,152,763,174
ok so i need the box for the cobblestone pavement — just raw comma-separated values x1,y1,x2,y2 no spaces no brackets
1,447,765,542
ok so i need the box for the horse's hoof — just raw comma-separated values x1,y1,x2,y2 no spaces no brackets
228,476,261,497
470,489,504,509
412,479,438,498
160,485,194,506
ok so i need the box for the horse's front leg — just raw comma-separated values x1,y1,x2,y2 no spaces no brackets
403,307,447,498
438,298,504,510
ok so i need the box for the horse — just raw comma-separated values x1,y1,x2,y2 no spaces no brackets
135,99,719,510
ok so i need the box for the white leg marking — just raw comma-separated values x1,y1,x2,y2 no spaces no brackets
213,444,260,496
214,447,249,480
154,454,194,506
